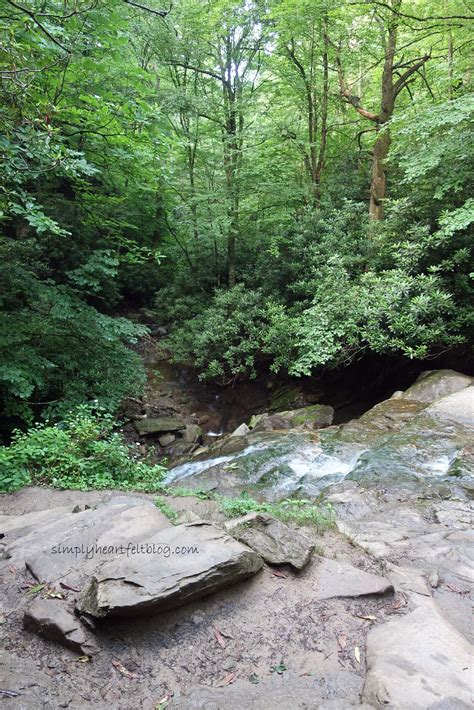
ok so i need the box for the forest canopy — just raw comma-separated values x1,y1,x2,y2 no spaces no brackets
1,0,473,430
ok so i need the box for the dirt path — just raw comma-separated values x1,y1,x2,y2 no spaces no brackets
0,487,402,709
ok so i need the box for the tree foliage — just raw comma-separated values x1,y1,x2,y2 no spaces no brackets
1,0,472,425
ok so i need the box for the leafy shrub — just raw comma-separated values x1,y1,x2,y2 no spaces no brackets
0,405,166,493
267,264,463,376
167,285,274,381
0,264,148,427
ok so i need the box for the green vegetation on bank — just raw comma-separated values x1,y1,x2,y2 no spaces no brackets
0,405,166,493
156,489,336,532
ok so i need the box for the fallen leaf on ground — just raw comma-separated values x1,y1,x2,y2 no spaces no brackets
272,570,287,578
25,583,45,596
338,634,347,650
355,614,377,621
60,582,81,592
112,659,140,679
218,672,236,687
354,646,361,664
45,590,63,599
218,628,233,639
76,656,90,663
447,584,469,595
156,692,173,709
213,627,226,648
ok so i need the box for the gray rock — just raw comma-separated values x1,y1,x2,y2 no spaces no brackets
251,405,334,433
24,598,99,655
4,496,171,588
134,417,186,435
182,424,203,443
230,422,250,437
286,404,335,429
252,413,292,432
363,602,473,709
403,369,472,404
225,512,313,570
76,521,263,617
159,433,176,447
313,558,393,600
172,671,363,710
424,386,474,425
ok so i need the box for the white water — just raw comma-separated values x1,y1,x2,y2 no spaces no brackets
163,442,270,483
164,438,365,491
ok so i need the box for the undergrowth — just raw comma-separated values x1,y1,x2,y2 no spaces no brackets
0,405,166,493
158,488,335,532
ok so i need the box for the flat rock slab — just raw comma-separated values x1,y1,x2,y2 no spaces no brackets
23,597,99,656
313,558,393,600
225,512,313,570
171,671,364,710
76,521,263,617
3,496,171,588
363,602,473,709
134,417,186,435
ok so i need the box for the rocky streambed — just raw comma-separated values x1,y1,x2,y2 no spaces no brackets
0,369,472,709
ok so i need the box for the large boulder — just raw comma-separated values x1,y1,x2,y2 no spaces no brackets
23,598,99,656
363,603,473,709
424,385,474,425
251,405,334,433
403,369,472,404
76,521,263,618
224,512,313,570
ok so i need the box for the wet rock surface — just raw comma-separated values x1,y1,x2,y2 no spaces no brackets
165,370,473,499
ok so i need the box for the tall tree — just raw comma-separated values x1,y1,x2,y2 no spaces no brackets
335,0,430,220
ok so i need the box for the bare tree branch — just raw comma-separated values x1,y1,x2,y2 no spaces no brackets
122,0,171,18
393,54,430,98
349,1,474,22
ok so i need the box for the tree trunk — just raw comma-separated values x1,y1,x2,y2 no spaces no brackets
369,12,396,221
369,127,391,220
